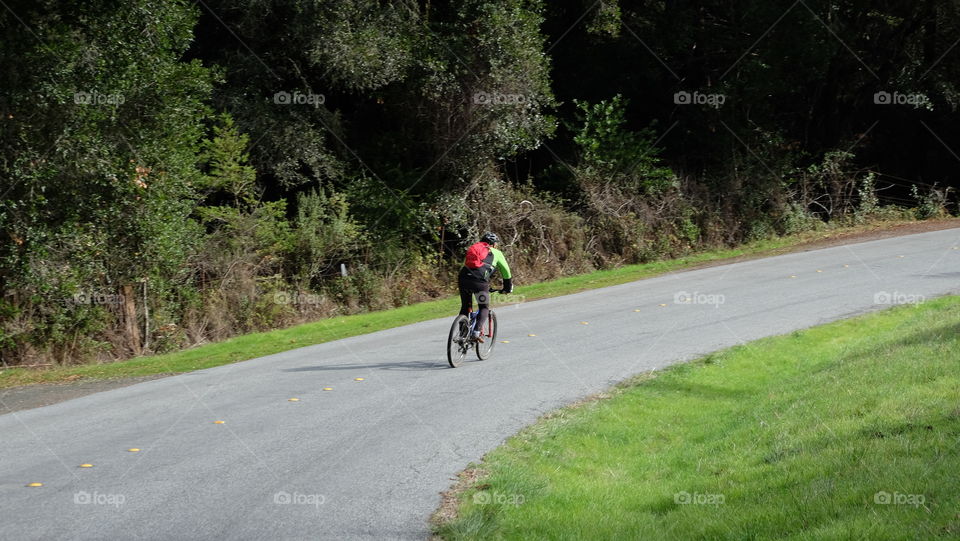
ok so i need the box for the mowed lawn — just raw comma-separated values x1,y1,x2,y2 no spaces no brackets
436,296,960,540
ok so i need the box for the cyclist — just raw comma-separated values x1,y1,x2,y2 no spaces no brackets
459,232,513,342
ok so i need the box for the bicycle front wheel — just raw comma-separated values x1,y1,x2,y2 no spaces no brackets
447,314,470,368
475,310,497,360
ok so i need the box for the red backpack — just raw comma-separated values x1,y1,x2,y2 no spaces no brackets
464,242,490,269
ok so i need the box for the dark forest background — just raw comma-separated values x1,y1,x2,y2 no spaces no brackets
2,0,959,365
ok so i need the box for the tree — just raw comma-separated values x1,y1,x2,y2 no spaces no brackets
0,0,213,361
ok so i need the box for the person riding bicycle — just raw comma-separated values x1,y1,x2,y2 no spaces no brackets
459,232,513,342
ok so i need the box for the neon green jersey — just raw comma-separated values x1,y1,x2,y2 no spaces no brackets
489,247,512,280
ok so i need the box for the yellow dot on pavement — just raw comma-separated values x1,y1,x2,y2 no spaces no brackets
580,321,589,325
816,270,823,273
898,255,905,258
323,387,333,391
79,464,93,468
658,303,667,307
127,448,140,452
528,334,536,337
354,377,365,381
26,483,43,487
633,309,641,312
843,264,850,268
214,420,225,424
288,398,300,402
789,275,797,279
499,340,510,343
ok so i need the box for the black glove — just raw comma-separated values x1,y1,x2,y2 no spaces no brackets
502,278,513,294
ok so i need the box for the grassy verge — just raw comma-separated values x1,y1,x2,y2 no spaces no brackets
434,295,960,540
1,218,955,388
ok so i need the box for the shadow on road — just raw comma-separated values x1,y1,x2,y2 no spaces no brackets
282,360,447,372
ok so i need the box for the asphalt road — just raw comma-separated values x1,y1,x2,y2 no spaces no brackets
2,228,959,540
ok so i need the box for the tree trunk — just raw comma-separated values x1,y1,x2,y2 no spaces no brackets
122,284,141,356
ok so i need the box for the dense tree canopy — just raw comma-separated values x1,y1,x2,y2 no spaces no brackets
2,0,958,364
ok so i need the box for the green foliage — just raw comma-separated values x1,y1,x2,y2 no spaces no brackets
855,173,881,222
327,266,386,312
197,201,290,256
570,96,686,263
678,216,701,246
779,202,825,236
586,1,622,37
413,0,557,185
911,184,951,220
306,0,419,92
0,0,212,362
199,114,257,205
195,114,292,272
288,187,364,288
457,176,592,281
344,173,430,240
573,95,675,195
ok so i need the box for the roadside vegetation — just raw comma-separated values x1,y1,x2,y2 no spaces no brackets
5,218,945,388
435,295,960,540
4,1,959,368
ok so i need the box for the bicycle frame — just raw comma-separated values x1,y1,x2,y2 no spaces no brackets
468,310,494,339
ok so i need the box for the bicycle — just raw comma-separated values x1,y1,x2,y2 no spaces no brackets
446,290,501,368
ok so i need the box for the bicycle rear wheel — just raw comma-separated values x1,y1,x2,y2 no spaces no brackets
475,310,497,360
447,314,471,368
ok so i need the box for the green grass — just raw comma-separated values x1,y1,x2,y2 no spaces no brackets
1,219,952,389
435,296,960,540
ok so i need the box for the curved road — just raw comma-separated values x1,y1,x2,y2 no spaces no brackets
2,228,959,540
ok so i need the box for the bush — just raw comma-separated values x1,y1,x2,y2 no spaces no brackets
911,184,952,220
288,187,365,289
779,202,825,235
570,96,704,263
437,174,592,283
